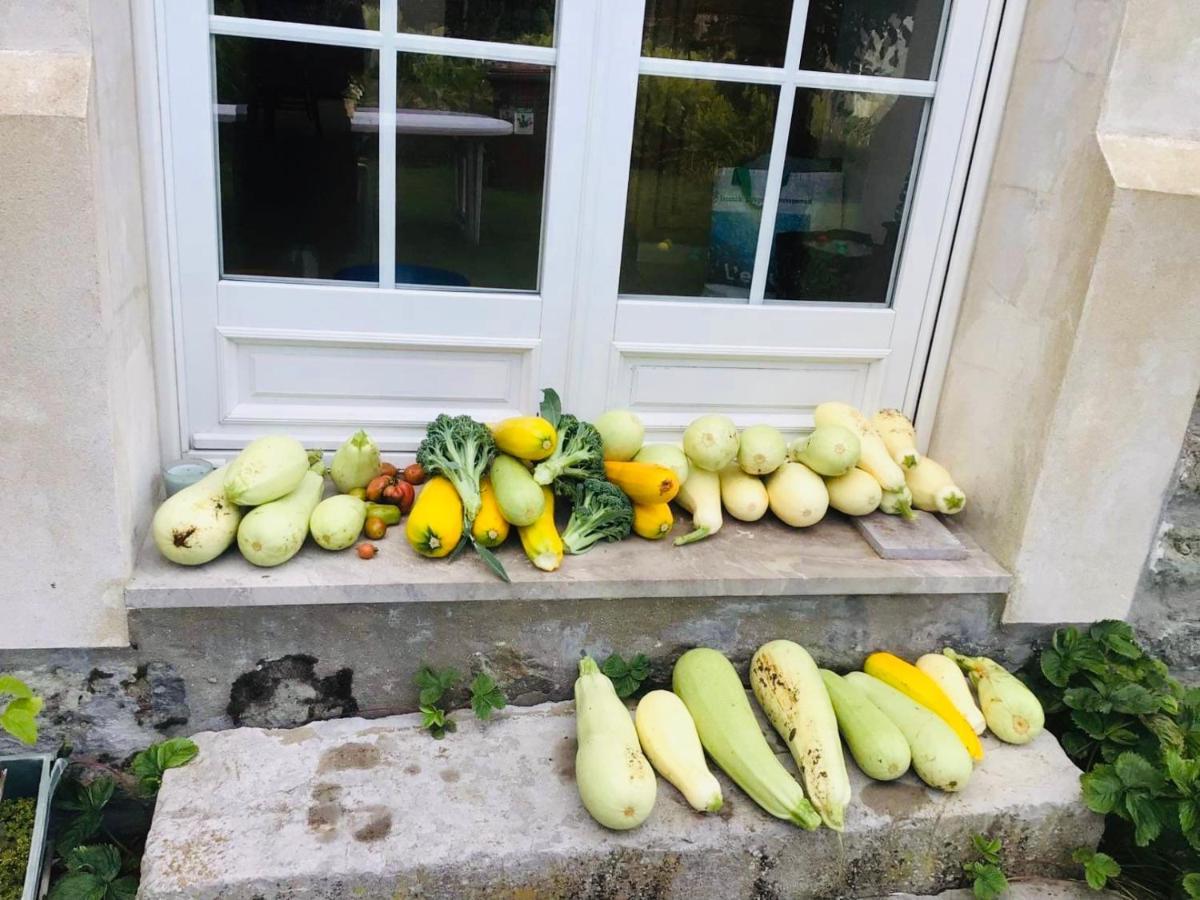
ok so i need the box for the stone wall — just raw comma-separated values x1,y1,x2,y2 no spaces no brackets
1132,392,1200,674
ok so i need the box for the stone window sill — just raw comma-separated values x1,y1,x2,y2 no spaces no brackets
125,515,1010,610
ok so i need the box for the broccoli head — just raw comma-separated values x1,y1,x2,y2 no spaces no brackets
531,414,605,490
561,478,633,555
415,414,496,523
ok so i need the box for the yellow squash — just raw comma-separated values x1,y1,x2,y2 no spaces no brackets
603,461,680,505
489,416,557,461
406,476,464,558
518,486,563,571
864,652,984,761
470,476,510,548
632,502,673,539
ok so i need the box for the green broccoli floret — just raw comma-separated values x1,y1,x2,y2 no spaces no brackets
532,414,605,490
561,478,633,554
416,414,496,523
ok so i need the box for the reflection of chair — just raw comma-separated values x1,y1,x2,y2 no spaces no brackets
334,263,471,287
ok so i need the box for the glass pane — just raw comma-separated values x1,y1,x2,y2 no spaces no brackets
214,0,381,30
766,90,925,303
398,0,555,45
393,54,550,291
800,0,948,79
642,0,792,67
620,76,779,298
215,36,380,281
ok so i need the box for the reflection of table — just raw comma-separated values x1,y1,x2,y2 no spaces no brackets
214,104,513,244
354,109,514,244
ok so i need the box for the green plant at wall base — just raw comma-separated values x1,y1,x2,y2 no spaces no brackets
130,738,199,794
1029,620,1200,898
1,798,36,900
50,845,136,900
0,676,42,747
469,674,507,722
1073,847,1123,891
963,834,1008,899
600,653,651,699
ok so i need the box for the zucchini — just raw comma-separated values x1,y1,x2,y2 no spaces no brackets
672,648,820,829
635,690,722,813
490,453,545,526
819,669,910,781
750,641,850,830
864,652,983,761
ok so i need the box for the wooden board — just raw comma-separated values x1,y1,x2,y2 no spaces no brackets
853,510,968,560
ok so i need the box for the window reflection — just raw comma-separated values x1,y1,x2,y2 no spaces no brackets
767,90,925,303
642,0,792,66
801,0,947,79
215,36,380,280
398,0,555,45
214,0,379,30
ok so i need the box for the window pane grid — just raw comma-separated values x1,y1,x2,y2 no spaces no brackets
636,56,936,99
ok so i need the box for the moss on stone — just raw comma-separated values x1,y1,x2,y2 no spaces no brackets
0,797,36,900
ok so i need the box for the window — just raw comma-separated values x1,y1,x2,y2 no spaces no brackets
157,0,999,450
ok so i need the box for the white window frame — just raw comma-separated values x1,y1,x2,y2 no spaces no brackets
136,0,1018,457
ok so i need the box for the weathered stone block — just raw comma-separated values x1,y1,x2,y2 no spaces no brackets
140,702,1101,899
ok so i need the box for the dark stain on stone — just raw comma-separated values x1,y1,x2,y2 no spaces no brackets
353,809,392,843
121,662,189,730
227,654,358,729
404,764,421,776
552,736,575,782
439,769,460,783
750,849,780,900
476,646,558,706
310,783,342,804
318,742,381,774
717,793,735,820
860,780,930,818
306,802,340,831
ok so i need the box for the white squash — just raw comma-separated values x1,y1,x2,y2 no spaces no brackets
871,409,921,469
825,467,883,516
674,467,722,545
916,653,986,735
682,415,739,472
634,444,689,486
765,462,828,527
224,435,310,506
789,425,860,476
718,464,768,522
813,402,905,492
905,456,966,515
635,690,722,813
152,466,242,565
879,485,916,520
237,470,324,567
309,494,367,551
575,656,656,830
737,425,787,475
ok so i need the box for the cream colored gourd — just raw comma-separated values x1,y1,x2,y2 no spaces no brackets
905,456,966,515
845,672,974,792
820,670,910,781
223,435,310,506
309,494,367,551
718,464,768,522
871,408,921,469
237,470,324,567
751,641,850,830
879,485,916,520
945,650,1045,744
152,466,242,565
766,462,828,527
813,402,905,492
635,690,723,813
825,467,883,516
737,425,787,475
790,425,860,477
674,466,722,545
634,443,689,485
574,656,656,830
916,653,986,735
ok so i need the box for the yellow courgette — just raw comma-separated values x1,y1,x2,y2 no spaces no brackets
405,476,464,558
518,486,563,571
489,416,557,461
603,461,680,504
864,651,984,761
632,502,673,539
470,476,510,548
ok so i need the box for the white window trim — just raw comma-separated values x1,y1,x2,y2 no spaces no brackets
132,0,1028,459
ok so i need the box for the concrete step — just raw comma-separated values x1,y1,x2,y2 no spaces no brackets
140,700,1100,900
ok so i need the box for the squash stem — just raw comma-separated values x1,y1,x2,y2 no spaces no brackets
579,656,600,677
673,526,711,546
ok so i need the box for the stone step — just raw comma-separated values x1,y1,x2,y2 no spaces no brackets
140,700,1100,900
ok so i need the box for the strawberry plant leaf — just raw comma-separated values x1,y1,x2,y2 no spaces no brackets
470,673,507,721
1081,766,1123,814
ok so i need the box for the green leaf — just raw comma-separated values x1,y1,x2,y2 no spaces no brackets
539,388,562,429
1071,710,1111,740
1114,752,1166,792
601,653,649,698
67,845,122,880
55,809,103,853
971,863,1008,900
1060,731,1093,760
1090,620,1143,660
107,877,140,900
971,834,1002,864
414,667,461,707
1124,791,1164,846
0,702,38,745
1072,849,1120,891
627,654,651,682
470,673,507,721
48,872,108,900
1109,683,1160,715
0,675,33,699
85,777,115,812
1064,687,1109,713
1179,799,1200,843
131,739,199,794
1183,873,1200,898
1040,647,1072,688
1167,751,1200,790
601,653,630,680
1081,766,1124,814
471,539,511,583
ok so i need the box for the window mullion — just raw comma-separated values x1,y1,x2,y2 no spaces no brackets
377,0,398,289
748,0,810,304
